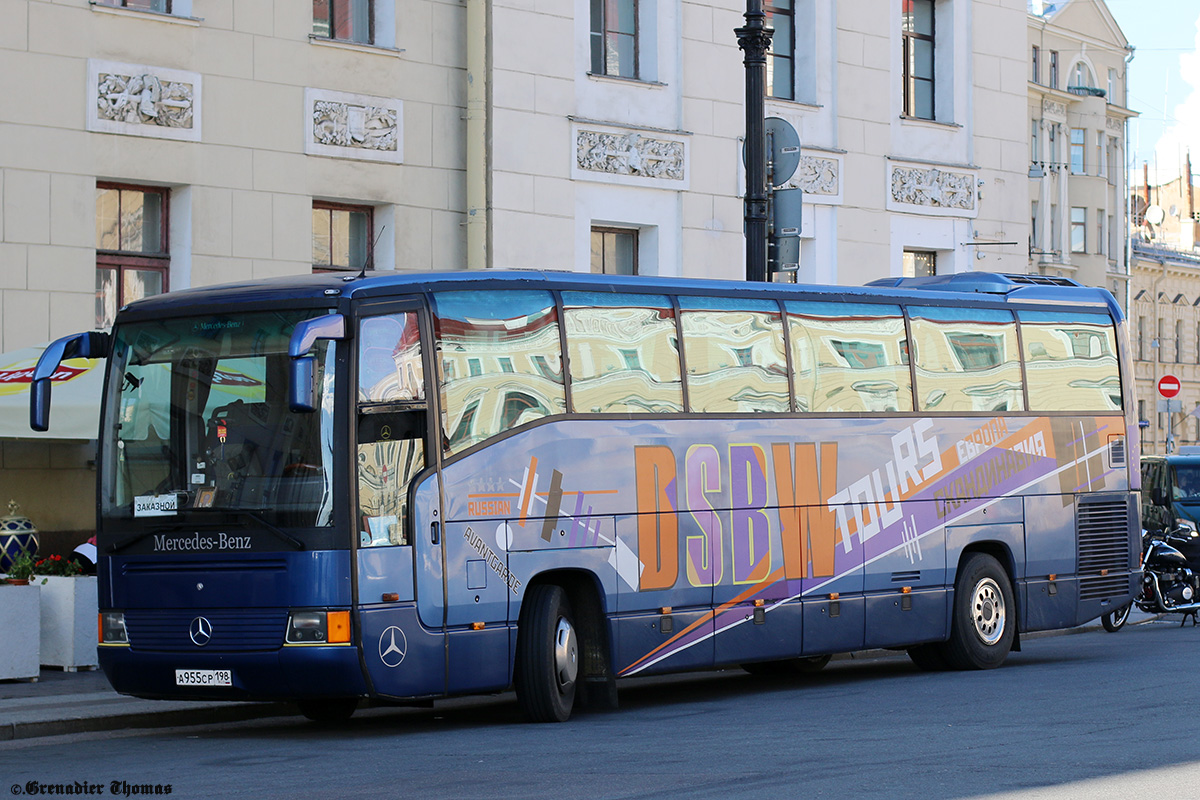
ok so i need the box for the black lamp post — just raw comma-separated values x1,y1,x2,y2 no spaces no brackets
735,0,773,283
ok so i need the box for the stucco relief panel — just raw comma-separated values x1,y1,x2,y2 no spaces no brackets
572,124,690,190
305,88,403,164
87,59,201,141
886,162,978,218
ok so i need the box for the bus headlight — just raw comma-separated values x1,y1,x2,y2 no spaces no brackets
99,611,128,644
286,610,350,644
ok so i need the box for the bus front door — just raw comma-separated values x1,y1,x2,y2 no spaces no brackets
352,305,448,700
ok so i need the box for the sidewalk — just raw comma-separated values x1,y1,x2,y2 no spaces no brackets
0,610,1165,742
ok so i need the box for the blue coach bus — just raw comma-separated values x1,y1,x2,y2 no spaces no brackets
32,270,1139,722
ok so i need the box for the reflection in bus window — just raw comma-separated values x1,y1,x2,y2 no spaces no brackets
358,313,424,403
433,291,566,454
786,302,912,412
563,292,684,414
909,307,1024,413
358,438,423,547
1020,310,1122,411
679,297,788,413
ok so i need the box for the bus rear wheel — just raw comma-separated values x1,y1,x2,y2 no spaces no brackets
944,553,1015,670
516,584,578,723
297,698,358,723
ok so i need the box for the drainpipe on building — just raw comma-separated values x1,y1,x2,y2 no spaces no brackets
465,0,489,270
1153,256,1168,451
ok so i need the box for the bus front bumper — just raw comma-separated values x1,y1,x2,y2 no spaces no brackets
98,643,369,702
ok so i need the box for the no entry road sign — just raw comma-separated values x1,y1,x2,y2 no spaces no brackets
1159,375,1182,399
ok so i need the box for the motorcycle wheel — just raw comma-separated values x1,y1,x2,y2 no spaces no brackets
1101,602,1132,632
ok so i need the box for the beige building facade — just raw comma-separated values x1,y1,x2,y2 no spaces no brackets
1,0,1031,539
1026,0,1135,299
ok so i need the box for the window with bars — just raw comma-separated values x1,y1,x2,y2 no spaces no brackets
95,183,169,329
313,202,374,272
765,0,795,100
313,0,374,45
590,0,639,79
901,0,935,120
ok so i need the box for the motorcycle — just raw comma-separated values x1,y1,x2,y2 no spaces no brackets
1102,520,1200,631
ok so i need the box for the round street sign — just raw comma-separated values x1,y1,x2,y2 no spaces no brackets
1159,375,1182,399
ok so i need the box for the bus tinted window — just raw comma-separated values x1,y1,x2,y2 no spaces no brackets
358,312,424,403
1019,310,1122,411
785,301,912,413
909,307,1024,412
433,291,565,453
563,292,684,414
679,297,788,413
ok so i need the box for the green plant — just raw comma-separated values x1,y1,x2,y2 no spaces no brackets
34,554,83,577
6,553,35,582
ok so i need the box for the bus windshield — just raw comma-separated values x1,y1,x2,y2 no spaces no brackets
100,309,337,529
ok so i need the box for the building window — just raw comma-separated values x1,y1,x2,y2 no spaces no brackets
313,0,373,45
1176,319,1183,363
1070,207,1086,253
1097,211,1105,257
1031,45,1040,84
590,0,639,79
1031,201,1039,243
901,0,935,120
902,249,936,277
1070,128,1085,174
1050,204,1059,246
1069,62,1093,90
313,201,373,272
1049,50,1058,89
95,0,173,10
1109,214,1116,256
1108,68,1116,100
591,227,638,275
1137,316,1145,361
765,0,794,100
1031,120,1040,165
96,184,169,329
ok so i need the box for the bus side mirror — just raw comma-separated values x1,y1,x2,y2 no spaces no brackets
30,331,110,432
288,314,346,413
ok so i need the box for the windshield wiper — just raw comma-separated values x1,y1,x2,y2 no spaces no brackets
107,510,306,553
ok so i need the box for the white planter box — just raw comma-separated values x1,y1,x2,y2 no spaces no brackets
38,575,97,670
0,583,40,680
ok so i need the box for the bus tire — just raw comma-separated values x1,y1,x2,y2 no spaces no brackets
1101,602,1131,632
944,553,1015,670
297,698,357,723
516,584,578,723
742,654,832,676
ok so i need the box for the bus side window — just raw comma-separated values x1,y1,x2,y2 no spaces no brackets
1018,311,1121,412
678,297,788,413
908,306,1024,413
562,292,684,414
433,290,566,455
784,301,912,413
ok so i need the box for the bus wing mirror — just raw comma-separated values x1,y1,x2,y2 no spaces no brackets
288,314,346,412
30,331,110,432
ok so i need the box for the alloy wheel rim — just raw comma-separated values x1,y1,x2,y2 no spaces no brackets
554,616,579,691
971,577,1006,645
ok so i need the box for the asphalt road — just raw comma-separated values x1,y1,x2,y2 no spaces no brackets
2,619,1198,799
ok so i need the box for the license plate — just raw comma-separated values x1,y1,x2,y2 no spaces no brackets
175,669,232,687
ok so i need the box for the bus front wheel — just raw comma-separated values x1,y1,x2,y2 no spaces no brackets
944,553,1015,670
516,584,578,723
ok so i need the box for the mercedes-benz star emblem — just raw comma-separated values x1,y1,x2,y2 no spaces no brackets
378,626,408,668
189,616,213,647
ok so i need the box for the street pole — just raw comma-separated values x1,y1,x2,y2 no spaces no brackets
736,0,773,283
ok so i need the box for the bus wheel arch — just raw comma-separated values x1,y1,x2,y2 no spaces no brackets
515,570,614,721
